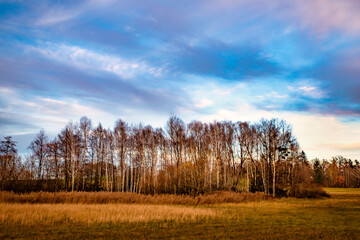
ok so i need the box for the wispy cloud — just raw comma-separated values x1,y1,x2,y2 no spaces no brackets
321,142,360,151
202,0,360,36
28,43,165,79
292,0,360,35
35,7,83,26
34,0,117,26
287,80,327,99
195,98,213,109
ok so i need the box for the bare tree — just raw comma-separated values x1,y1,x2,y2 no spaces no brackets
80,116,92,190
114,119,128,192
28,130,48,180
0,136,18,182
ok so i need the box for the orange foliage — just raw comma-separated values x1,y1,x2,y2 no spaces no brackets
335,176,345,187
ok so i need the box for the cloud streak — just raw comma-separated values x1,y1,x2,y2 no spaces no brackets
28,43,165,79
321,143,360,151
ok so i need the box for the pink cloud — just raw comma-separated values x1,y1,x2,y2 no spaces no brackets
292,0,360,35
204,0,360,35
321,142,360,151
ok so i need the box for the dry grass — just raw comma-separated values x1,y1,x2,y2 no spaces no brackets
1,189,359,239
324,187,360,195
0,191,270,205
0,203,216,225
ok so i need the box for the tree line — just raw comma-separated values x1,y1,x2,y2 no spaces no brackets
313,156,360,188
1,116,359,196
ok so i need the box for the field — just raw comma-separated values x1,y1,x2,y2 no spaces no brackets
1,189,359,239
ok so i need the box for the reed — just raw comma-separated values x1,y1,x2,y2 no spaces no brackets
0,191,271,205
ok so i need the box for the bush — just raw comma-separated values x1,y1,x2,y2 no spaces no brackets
0,180,64,193
288,184,330,198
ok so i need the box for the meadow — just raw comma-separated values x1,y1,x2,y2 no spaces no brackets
0,188,359,239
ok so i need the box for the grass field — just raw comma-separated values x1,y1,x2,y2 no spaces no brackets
324,187,360,195
1,189,359,239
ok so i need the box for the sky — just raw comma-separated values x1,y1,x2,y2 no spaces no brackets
0,0,360,160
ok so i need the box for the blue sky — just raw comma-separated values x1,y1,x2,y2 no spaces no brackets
1,0,360,160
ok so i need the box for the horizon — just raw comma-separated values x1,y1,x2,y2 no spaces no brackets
1,0,360,160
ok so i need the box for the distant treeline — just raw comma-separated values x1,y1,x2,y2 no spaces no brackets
1,116,359,196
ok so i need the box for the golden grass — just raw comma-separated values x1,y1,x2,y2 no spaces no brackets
0,191,270,205
1,189,359,239
324,187,360,195
0,203,216,225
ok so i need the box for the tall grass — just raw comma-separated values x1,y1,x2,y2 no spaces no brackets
1,189,359,239
0,191,270,205
323,188,360,195
0,203,216,225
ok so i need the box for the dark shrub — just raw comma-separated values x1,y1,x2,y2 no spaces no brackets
288,184,330,198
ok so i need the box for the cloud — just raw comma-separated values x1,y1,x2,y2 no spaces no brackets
286,80,327,100
321,143,360,151
195,98,213,109
298,48,360,115
33,0,118,26
0,113,37,135
291,0,360,35
168,40,280,80
0,88,120,135
28,43,165,79
203,0,360,36
0,43,186,114
35,6,83,26
1,0,360,160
